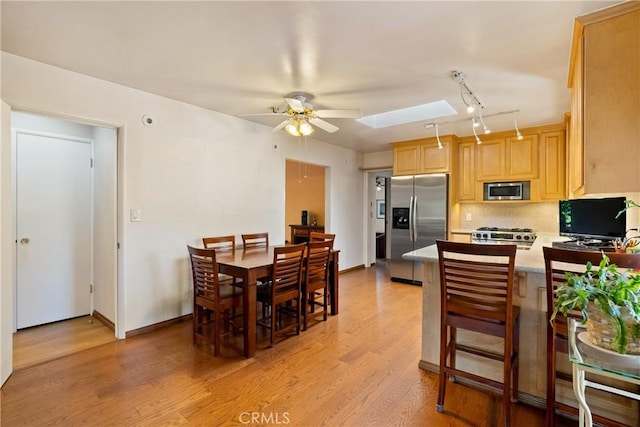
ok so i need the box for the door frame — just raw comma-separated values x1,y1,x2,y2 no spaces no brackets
0,106,124,386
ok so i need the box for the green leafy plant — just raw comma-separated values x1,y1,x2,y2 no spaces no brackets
551,254,640,353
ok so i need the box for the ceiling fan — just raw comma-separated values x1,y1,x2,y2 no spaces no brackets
242,93,361,136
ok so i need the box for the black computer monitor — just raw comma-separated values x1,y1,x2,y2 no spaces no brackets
558,197,627,242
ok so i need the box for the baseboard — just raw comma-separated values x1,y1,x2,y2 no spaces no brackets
339,264,365,274
418,360,549,411
91,310,115,332
125,314,192,338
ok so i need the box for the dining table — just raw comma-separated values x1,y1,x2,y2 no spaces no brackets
216,244,340,357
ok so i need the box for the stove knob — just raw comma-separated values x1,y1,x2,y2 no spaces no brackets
482,233,488,239
516,235,522,240
523,235,530,241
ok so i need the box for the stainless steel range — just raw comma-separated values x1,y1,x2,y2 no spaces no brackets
471,227,537,250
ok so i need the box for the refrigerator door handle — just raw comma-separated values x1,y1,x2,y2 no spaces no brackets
412,195,418,241
408,195,415,242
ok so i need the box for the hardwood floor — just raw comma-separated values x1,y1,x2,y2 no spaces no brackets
1,264,575,426
12,315,117,370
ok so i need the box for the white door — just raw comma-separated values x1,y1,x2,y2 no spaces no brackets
1,101,13,386
16,131,92,329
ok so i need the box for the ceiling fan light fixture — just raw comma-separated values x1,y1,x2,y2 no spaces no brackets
285,119,301,136
299,120,314,136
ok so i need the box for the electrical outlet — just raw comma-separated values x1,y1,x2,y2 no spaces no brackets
466,213,472,222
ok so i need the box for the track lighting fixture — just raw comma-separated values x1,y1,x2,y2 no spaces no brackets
472,117,480,128
478,108,491,134
435,124,443,149
452,70,483,114
513,113,523,140
472,121,482,144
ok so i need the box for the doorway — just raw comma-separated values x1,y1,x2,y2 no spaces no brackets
284,159,326,242
367,170,391,268
11,111,118,364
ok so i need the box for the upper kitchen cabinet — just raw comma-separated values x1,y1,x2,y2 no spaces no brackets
539,130,566,200
393,143,420,176
568,2,640,195
392,135,456,176
457,141,476,201
476,135,539,181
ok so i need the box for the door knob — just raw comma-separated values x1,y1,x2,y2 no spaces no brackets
20,238,30,245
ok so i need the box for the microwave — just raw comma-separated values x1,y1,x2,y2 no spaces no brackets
483,181,530,201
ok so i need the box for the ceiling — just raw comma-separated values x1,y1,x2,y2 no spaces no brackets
1,1,620,153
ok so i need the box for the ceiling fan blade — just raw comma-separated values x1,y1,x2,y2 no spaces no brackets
285,97,305,113
238,112,283,117
272,119,289,132
315,109,361,119
309,117,339,133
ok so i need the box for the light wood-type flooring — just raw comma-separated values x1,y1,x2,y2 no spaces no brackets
1,263,576,426
12,315,117,370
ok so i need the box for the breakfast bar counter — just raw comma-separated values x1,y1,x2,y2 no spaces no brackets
403,234,636,424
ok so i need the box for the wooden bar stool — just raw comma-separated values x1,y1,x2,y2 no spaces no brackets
436,240,520,427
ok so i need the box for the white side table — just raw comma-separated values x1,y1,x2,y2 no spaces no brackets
569,319,640,427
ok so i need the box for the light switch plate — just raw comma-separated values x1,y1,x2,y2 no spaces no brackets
130,209,141,222
465,213,472,221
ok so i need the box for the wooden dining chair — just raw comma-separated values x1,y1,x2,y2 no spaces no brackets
257,243,306,347
302,239,334,330
203,235,236,251
187,245,243,356
203,235,237,285
543,246,640,427
436,240,519,427
241,232,269,249
309,232,336,242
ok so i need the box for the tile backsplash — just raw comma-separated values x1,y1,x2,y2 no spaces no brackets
458,192,640,234
460,202,558,232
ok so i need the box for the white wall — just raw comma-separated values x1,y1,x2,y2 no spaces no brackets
0,52,364,333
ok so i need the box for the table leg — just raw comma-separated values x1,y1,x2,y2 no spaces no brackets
329,252,339,315
244,272,257,358
573,363,592,427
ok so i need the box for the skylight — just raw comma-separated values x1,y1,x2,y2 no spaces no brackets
356,100,457,129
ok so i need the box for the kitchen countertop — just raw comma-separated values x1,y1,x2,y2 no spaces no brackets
402,232,570,274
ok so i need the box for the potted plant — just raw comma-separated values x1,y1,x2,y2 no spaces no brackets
551,254,640,354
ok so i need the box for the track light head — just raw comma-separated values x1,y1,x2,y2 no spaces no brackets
513,112,523,140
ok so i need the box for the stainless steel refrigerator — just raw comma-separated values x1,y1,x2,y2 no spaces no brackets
390,174,448,284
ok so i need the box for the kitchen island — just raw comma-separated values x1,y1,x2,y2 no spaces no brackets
403,234,637,425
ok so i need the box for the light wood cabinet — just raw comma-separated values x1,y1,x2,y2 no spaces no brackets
568,36,584,196
476,138,505,181
476,135,538,182
568,3,640,194
420,136,451,174
392,136,455,176
457,141,475,201
393,143,420,176
506,135,538,180
539,131,566,200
